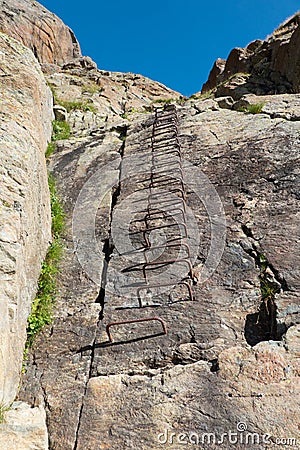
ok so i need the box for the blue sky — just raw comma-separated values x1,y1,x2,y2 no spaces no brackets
39,0,299,96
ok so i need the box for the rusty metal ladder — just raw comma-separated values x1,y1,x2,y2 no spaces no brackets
106,104,194,342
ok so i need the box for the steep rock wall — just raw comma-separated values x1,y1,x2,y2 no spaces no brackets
0,0,81,65
20,90,300,449
0,2,298,449
0,32,52,404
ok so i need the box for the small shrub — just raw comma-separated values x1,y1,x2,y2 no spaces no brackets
259,254,280,301
52,120,70,141
46,119,70,157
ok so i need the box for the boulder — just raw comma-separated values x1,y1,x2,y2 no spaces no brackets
216,96,234,109
53,105,68,122
0,402,48,450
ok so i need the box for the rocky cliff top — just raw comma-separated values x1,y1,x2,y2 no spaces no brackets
0,0,81,64
202,11,300,99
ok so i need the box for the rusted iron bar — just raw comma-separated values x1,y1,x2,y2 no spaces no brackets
144,207,186,226
145,242,190,261
151,137,181,147
147,196,186,213
106,317,167,342
150,165,184,178
149,173,184,187
142,221,188,247
149,178,185,194
137,280,194,307
141,258,192,281
151,160,182,171
147,187,185,201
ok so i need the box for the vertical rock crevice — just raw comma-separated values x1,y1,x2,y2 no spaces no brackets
73,126,128,450
240,226,289,346
95,125,128,313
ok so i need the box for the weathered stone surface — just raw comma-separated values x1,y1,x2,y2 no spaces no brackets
0,32,52,404
216,96,235,109
201,57,226,93
0,0,81,64
202,12,300,97
19,121,125,449
53,105,67,122
0,2,297,448
73,330,299,450
0,402,48,450
19,92,300,449
46,68,182,133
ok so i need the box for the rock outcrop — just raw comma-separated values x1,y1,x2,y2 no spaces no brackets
0,32,52,405
202,12,300,98
46,66,183,131
0,0,81,65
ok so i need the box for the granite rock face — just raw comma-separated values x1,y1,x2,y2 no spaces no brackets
76,332,300,450
46,66,183,131
0,402,48,450
0,0,81,64
0,32,52,404
19,93,300,449
0,1,299,449
202,12,300,98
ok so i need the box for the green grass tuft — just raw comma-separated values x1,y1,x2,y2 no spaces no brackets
45,141,56,158
0,403,10,424
247,103,264,114
153,98,175,104
25,174,65,352
52,120,70,141
56,99,97,113
239,103,265,114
